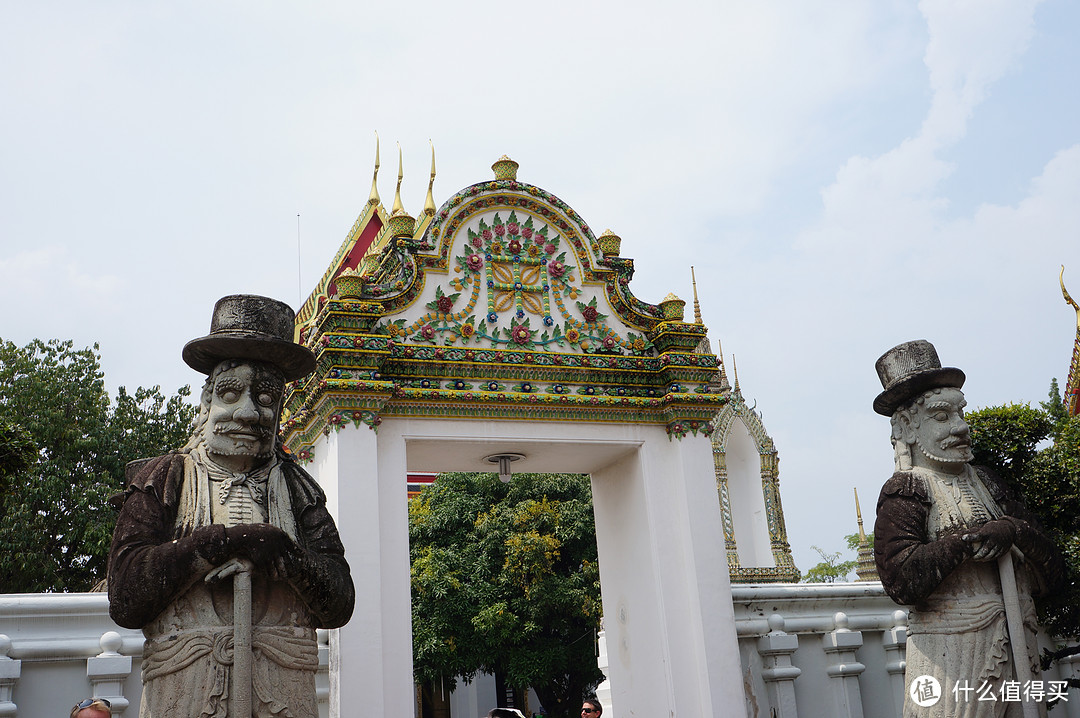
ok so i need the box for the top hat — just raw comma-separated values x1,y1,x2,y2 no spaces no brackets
182,295,316,381
873,339,965,416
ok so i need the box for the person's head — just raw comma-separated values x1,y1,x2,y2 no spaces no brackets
486,709,524,718
581,698,603,717
70,697,111,718
892,386,973,475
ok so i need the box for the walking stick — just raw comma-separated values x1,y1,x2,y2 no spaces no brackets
233,564,253,718
998,550,1039,718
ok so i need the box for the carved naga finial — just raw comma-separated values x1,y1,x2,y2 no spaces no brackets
1062,266,1080,329
368,132,381,206
424,140,437,216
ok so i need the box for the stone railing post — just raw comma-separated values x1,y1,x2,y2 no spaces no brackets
757,613,800,718
0,635,20,718
86,632,133,716
822,611,865,718
882,609,907,718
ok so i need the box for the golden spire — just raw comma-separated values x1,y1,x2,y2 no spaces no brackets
368,132,381,206
424,140,437,216
392,142,405,215
732,354,740,393
1063,265,1080,328
691,266,702,324
853,487,879,581
854,487,866,541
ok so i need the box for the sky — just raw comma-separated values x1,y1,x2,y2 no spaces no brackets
3,1,1079,575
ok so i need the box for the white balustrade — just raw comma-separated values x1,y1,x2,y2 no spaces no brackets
757,614,800,718
0,635,20,718
86,631,133,716
881,609,907,718
4,584,1078,717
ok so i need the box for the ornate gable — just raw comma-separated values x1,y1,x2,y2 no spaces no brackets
281,154,727,460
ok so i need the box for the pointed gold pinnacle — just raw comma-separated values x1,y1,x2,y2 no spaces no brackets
392,142,405,215
424,140,437,216
368,131,381,206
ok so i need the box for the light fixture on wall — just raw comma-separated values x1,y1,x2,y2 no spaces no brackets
484,453,525,483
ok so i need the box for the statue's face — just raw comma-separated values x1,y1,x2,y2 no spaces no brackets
203,362,282,470
905,387,974,473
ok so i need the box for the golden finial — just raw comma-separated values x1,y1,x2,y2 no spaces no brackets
854,488,866,541
392,142,405,215
732,354,740,392
424,140,437,216
492,155,520,181
691,266,702,324
1062,266,1080,328
367,132,381,206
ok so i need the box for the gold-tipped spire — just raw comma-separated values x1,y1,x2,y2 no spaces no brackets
691,266,702,324
854,487,879,581
854,487,866,541
392,142,405,215
1063,266,1080,327
732,354,740,392
368,132,381,206
424,140,437,216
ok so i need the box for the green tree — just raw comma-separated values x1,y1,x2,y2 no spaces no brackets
0,339,195,593
966,385,1080,639
801,545,858,583
410,472,604,718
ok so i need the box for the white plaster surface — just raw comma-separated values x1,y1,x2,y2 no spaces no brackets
312,417,747,717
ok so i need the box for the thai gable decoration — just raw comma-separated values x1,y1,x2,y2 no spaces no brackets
710,354,800,583
1061,266,1080,417
281,148,726,460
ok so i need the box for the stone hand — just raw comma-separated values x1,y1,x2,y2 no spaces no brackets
962,519,1016,562
204,557,255,583
224,523,299,573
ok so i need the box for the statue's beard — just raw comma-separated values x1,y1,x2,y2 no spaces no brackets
915,434,973,465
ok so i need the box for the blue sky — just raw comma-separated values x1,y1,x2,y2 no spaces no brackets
3,0,1078,575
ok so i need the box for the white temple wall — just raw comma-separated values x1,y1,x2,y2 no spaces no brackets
725,416,775,567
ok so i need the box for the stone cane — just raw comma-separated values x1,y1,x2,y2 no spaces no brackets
233,564,253,718
998,550,1039,718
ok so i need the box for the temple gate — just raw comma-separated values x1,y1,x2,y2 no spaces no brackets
283,153,746,717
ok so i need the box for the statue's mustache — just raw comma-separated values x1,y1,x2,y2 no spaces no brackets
213,422,272,438
940,436,970,450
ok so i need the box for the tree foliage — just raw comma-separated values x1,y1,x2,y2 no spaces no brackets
801,533,872,584
409,472,604,718
801,545,858,583
0,339,195,593
966,387,1080,638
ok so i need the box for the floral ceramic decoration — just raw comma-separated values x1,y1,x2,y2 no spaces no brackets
379,210,651,354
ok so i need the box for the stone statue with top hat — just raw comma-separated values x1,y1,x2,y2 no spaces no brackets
107,295,355,718
873,340,1064,718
